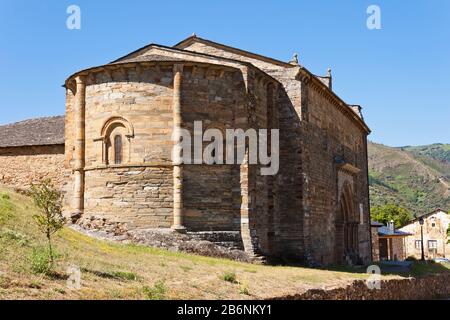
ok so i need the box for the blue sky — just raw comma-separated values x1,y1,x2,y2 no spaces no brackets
0,0,449,147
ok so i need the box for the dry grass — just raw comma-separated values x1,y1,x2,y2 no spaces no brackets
0,186,393,300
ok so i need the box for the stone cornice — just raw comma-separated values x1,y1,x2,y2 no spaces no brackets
296,68,371,134
337,163,361,175
65,60,279,99
83,163,244,172
65,60,239,88
83,163,174,171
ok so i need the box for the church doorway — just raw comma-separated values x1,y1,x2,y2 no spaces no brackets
335,183,359,264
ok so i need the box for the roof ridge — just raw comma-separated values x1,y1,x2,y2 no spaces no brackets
0,115,65,148
66,43,281,85
173,35,294,68
110,43,260,69
0,115,65,128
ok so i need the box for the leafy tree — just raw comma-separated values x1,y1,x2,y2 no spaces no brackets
447,225,450,244
371,203,413,228
29,180,65,265
447,213,450,244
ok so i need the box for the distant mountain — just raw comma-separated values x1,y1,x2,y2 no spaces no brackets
368,142,450,217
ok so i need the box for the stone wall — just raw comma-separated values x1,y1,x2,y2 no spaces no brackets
391,237,406,261
275,273,450,300
371,227,380,261
179,41,371,264
183,165,241,231
0,145,65,191
178,42,308,259
81,166,173,229
65,60,278,245
301,84,371,265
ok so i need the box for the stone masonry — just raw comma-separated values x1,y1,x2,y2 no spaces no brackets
0,145,65,191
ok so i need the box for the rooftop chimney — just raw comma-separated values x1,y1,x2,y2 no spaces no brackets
388,220,395,233
326,68,332,90
349,105,364,120
289,53,299,66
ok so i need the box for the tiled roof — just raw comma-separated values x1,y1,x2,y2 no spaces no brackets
0,116,65,148
378,226,411,237
109,54,184,64
371,221,384,227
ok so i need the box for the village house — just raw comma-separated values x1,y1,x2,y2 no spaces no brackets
400,209,450,260
371,220,410,262
0,36,372,266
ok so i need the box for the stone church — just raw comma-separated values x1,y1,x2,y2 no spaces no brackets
1,36,372,265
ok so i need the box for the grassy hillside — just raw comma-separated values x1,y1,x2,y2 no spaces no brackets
368,142,450,217
401,144,450,177
0,187,376,300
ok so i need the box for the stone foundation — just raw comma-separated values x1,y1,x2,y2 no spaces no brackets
72,216,252,262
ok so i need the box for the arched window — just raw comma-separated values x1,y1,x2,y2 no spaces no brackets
114,135,123,164
98,116,134,166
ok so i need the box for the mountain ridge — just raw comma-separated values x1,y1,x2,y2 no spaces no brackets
368,141,450,217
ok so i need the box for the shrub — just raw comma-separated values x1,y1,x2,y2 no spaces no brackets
221,271,238,284
111,271,139,281
239,282,250,295
143,280,167,300
0,229,30,246
447,224,450,244
81,268,139,281
0,195,14,225
0,192,10,200
54,288,66,295
30,247,52,275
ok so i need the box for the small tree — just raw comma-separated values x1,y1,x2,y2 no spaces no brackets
29,179,65,265
447,224,450,244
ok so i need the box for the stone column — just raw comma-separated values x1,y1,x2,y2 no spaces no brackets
240,149,256,255
73,75,86,218
171,64,186,232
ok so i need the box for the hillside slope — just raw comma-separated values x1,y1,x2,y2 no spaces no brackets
368,142,450,217
0,187,373,300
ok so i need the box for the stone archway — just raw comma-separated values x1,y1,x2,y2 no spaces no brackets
335,182,359,264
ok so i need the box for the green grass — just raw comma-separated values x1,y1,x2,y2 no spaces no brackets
142,280,167,300
221,271,238,284
408,261,450,277
0,193,14,225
